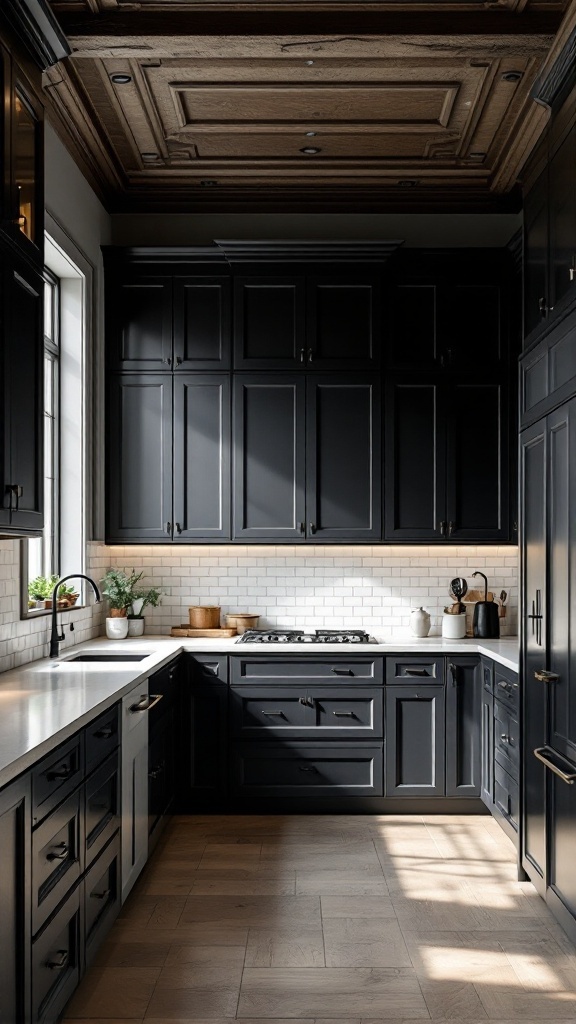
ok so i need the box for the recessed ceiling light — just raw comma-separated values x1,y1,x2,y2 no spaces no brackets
301,147,321,155
469,152,486,160
305,131,317,137
502,71,523,83
110,73,132,85
304,60,315,66
200,179,218,187
141,152,160,162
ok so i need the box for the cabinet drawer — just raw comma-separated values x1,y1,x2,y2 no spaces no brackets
232,743,383,798
84,833,121,968
230,686,383,739
32,790,82,936
231,657,383,685
85,751,120,868
386,657,444,684
493,665,519,717
32,735,83,827
188,653,228,684
32,886,81,1024
494,701,520,777
85,705,119,776
494,761,519,832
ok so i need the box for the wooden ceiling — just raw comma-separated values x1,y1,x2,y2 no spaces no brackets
44,0,573,212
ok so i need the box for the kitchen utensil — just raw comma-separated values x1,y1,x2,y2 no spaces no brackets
410,607,431,637
226,612,260,634
188,605,221,629
471,571,499,639
500,590,507,604
450,577,468,614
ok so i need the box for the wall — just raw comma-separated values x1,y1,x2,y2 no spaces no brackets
95,543,518,639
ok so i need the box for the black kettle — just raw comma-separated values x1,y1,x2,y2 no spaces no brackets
472,571,499,639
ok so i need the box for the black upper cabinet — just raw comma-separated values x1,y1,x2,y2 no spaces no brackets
233,270,381,370
524,170,549,341
106,265,231,371
173,374,231,540
0,250,43,533
233,276,305,369
549,129,576,314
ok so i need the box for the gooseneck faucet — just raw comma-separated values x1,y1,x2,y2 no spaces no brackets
50,574,101,659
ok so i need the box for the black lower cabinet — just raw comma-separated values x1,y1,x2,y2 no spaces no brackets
385,685,445,797
180,655,229,809
32,885,82,1024
445,658,481,798
232,743,383,799
84,833,121,968
0,775,31,1024
480,659,494,809
148,660,181,846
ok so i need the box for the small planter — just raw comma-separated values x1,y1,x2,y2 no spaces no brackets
29,599,45,610
127,616,145,637
106,616,128,639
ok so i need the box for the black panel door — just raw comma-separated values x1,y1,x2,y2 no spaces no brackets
306,374,381,540
444,284,503,372
3,257,43,531
306,273,381,369
521,419,548,891
384,377,446,541
549,128,576,314
106,374,173,542
390,283,439,370
385,685,445,797
233,375,306,540
0,775,30,1024
445,657,481,798
480,659,494,810
173,374,231,540
233,277,305,369
524,170,549,341
548,770,576,926
445,380,510,541
107,274,172,371
547,399,576,764
173,276,231,370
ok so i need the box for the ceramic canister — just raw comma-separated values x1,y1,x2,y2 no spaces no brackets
410,607,431,637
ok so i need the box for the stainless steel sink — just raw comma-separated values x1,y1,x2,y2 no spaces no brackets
62,653,152,663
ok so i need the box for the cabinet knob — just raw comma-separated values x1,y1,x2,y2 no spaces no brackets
175,356,182,366
300,347,305,364
163,356,172,366
164,522,172,535
175,522,182,534
298,521,305,534
448,521,455,537
439,521,447,537
309,522,317,534
307,348,313,363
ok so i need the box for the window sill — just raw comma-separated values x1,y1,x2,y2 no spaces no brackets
22,604,89,621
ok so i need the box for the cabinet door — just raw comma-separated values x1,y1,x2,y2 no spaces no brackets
0,776,31,1024
481,683,494,810
121,692,148,903
445,380,510,541
306,375,381,541
148,703,176,849
385,685,445,797
106,374,173,542
234,276,305,369
549,128,576,313
547,399,576,764
106,275,172,371
389,282,439,370
306,273,381,369
443,284,503,372
233,375,306,540
2,258,44,532
182,683,228,808
384,377,446,541
173,276,231,369
445,658,481,798
520,419,548,890
548,767,576,927
173,374,231,540
524,171,549,340
10,73,43,261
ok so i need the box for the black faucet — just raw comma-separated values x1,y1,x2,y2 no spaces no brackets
50,574,101,659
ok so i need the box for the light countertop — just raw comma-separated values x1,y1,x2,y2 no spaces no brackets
0,634,518,790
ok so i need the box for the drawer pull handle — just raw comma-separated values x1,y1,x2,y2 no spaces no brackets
331,668,353,676
47,843,69,862
46,765,72,781
500,733,510,744
94,727,114,739
90,888,111,901
406,669,429,677
333,711,356,717
534,670,560,683
534,747,576,784
46,950,69,971
131,693,164,714
298,766,318,773
262,711,285,717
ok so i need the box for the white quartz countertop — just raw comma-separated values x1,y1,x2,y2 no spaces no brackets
0,634,518,790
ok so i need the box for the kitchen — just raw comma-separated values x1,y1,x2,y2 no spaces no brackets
0,0,575,1021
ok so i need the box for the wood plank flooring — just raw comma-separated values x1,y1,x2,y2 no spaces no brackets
64,814,576,1023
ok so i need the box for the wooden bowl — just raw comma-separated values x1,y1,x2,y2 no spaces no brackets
189,605,221,629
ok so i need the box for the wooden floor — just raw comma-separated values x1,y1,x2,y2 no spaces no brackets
64,814,576,1023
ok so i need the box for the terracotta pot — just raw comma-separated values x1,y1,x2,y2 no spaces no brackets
189,605,220,629
109,607,127,618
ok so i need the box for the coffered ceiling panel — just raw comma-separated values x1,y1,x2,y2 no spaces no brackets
44,1,572,210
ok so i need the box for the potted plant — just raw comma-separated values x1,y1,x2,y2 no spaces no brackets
100,568,144,639
128,584,162,637
28,574,59,610
55,583,79,609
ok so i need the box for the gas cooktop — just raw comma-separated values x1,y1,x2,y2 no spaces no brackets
236,629,374,644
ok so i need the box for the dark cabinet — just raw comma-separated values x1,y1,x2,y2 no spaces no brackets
173,374,230,540
445,658,481,798
233,276,305,369
524,170,549,340
32,885,81,1024
232,743,384,799
385,685,445,797
0,250,44,533
180,655,229,809
480,665,494,809
549,129,576,313
233,374,380,541
230,685,383,741
148,660,181,847
106,265,231,372
385,376,510,542
0,775,31,1024
0,46,44,262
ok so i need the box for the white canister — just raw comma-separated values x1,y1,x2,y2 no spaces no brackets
442,613,466,639
127,617,145,637
410,607,431,637
106,616,128,640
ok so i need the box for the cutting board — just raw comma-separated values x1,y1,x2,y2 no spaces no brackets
170,626,237,638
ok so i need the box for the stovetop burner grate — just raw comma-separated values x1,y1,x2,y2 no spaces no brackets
236,629,372,644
